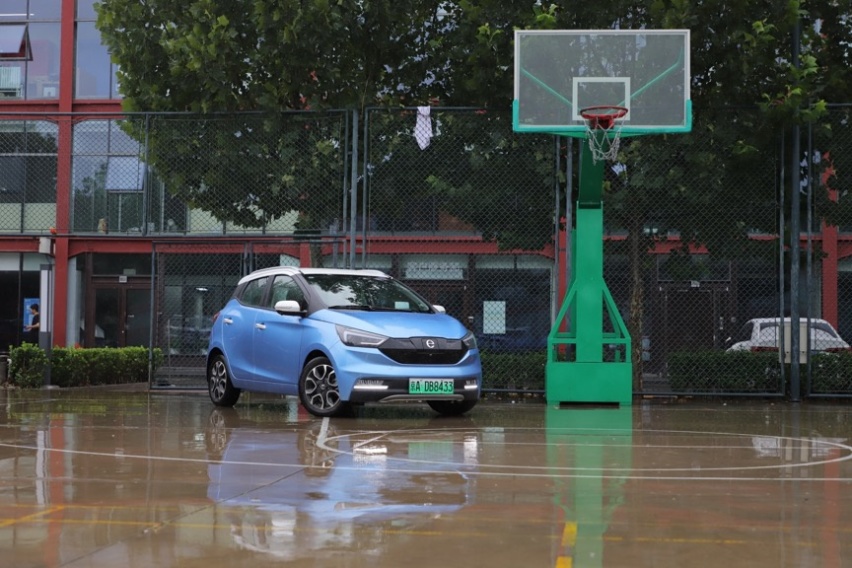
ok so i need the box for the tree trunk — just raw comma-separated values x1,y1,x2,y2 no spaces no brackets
627,212,645,391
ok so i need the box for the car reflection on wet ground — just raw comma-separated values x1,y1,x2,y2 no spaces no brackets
1,389,851,567
205,407,474,561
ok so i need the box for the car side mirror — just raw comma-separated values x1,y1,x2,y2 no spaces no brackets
432,305,446,314
274,300,304,315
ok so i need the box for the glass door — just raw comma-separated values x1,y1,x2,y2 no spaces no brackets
125,288,151,346
88,284,151,348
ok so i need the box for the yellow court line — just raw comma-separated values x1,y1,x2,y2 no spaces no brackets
561,522,577,547
555,556,573,568
0,513,832,550
0,505,65,528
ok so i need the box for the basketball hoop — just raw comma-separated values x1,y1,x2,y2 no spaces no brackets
580,105,628,162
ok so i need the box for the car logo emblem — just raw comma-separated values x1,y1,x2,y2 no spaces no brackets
425,339,436,349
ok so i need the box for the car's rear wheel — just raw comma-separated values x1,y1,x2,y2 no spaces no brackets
299,357,347,417
427,399,477,416
208,353,241,407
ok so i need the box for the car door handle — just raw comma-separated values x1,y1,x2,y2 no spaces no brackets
223,317,233,325
255,323,267,330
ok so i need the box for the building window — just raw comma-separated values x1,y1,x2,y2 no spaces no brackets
0,253,41,349
0,64,23,98
76,0,96,20
27,0,62,20
0,2,28,20
0,24,30,61
0,120,58,232
26,22,60,99
106,156,144,190
72,120,147,233
0,3,60,100
0,156,27,194
76,4,120,99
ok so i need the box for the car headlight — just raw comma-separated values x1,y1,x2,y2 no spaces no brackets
336,325,388,347
462,330,477,349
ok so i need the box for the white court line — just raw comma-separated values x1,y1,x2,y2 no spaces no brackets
2,424,852,479
314,426,852,474
0,439,850,483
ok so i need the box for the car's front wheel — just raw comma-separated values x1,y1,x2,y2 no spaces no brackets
208,353,241,407
427,399,477,416
299,357,347,417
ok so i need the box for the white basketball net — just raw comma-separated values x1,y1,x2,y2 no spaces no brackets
582,107,627,163
586,125,622,163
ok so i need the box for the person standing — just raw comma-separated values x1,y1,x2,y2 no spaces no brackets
25,303,40,344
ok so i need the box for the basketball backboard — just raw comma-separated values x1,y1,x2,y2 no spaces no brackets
513,30,691,137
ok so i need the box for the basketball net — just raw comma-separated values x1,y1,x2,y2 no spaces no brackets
580,106,628,163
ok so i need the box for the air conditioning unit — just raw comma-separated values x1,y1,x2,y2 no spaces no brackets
0,66,22,97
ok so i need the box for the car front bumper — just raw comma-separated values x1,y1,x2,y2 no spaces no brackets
346,376,481,404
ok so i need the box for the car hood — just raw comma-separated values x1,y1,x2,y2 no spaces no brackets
309,309,469,340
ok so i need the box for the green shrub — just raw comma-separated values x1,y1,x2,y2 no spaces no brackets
480,350,546,391
667,350,781,393
49,348,77,388
8,343,49,389
7,345,162,388
810,352,852,394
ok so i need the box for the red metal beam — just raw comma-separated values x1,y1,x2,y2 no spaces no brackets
0,237,40,251
68,238,153,256
70,101,125,115
50,0,78,347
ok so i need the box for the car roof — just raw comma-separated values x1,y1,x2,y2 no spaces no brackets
746,317,833,325
237,266,389,285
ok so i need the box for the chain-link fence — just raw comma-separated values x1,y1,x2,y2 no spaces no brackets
148,109,559,391
64,108,852,397
0,119,59,233
359,108,559,392
153,242,244,387
807,106,852,397
71,112,350,236
152,238,350,388
3,107,852,398
604,112,786,396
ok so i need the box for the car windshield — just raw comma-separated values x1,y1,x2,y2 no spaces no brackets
303,274,433,313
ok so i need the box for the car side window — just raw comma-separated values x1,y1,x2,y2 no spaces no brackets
812,322,839,338
732,323,753,343
812,329,837,342
239,276,269,307
269,276,306,308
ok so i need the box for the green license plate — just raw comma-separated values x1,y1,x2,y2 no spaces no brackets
409,378,455,395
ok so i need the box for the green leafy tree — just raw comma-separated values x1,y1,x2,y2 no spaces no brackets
366,109,557,250
96,0,456,232
97,0,451,113
72,161,107,232
95,0,569,241
599,0,852,386
127,113,348,232
97,0,852,384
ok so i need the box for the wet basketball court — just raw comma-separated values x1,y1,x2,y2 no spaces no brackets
1,389,850,567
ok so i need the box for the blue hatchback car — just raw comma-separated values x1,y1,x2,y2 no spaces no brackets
206,267,482,417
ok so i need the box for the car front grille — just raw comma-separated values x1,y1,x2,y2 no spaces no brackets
378,337,468,365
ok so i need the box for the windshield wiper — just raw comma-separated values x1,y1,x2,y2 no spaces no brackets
328,304,374,311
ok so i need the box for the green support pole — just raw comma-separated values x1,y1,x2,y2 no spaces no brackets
546,139,632,405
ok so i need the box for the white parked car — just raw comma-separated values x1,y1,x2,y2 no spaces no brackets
726,317,851,362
